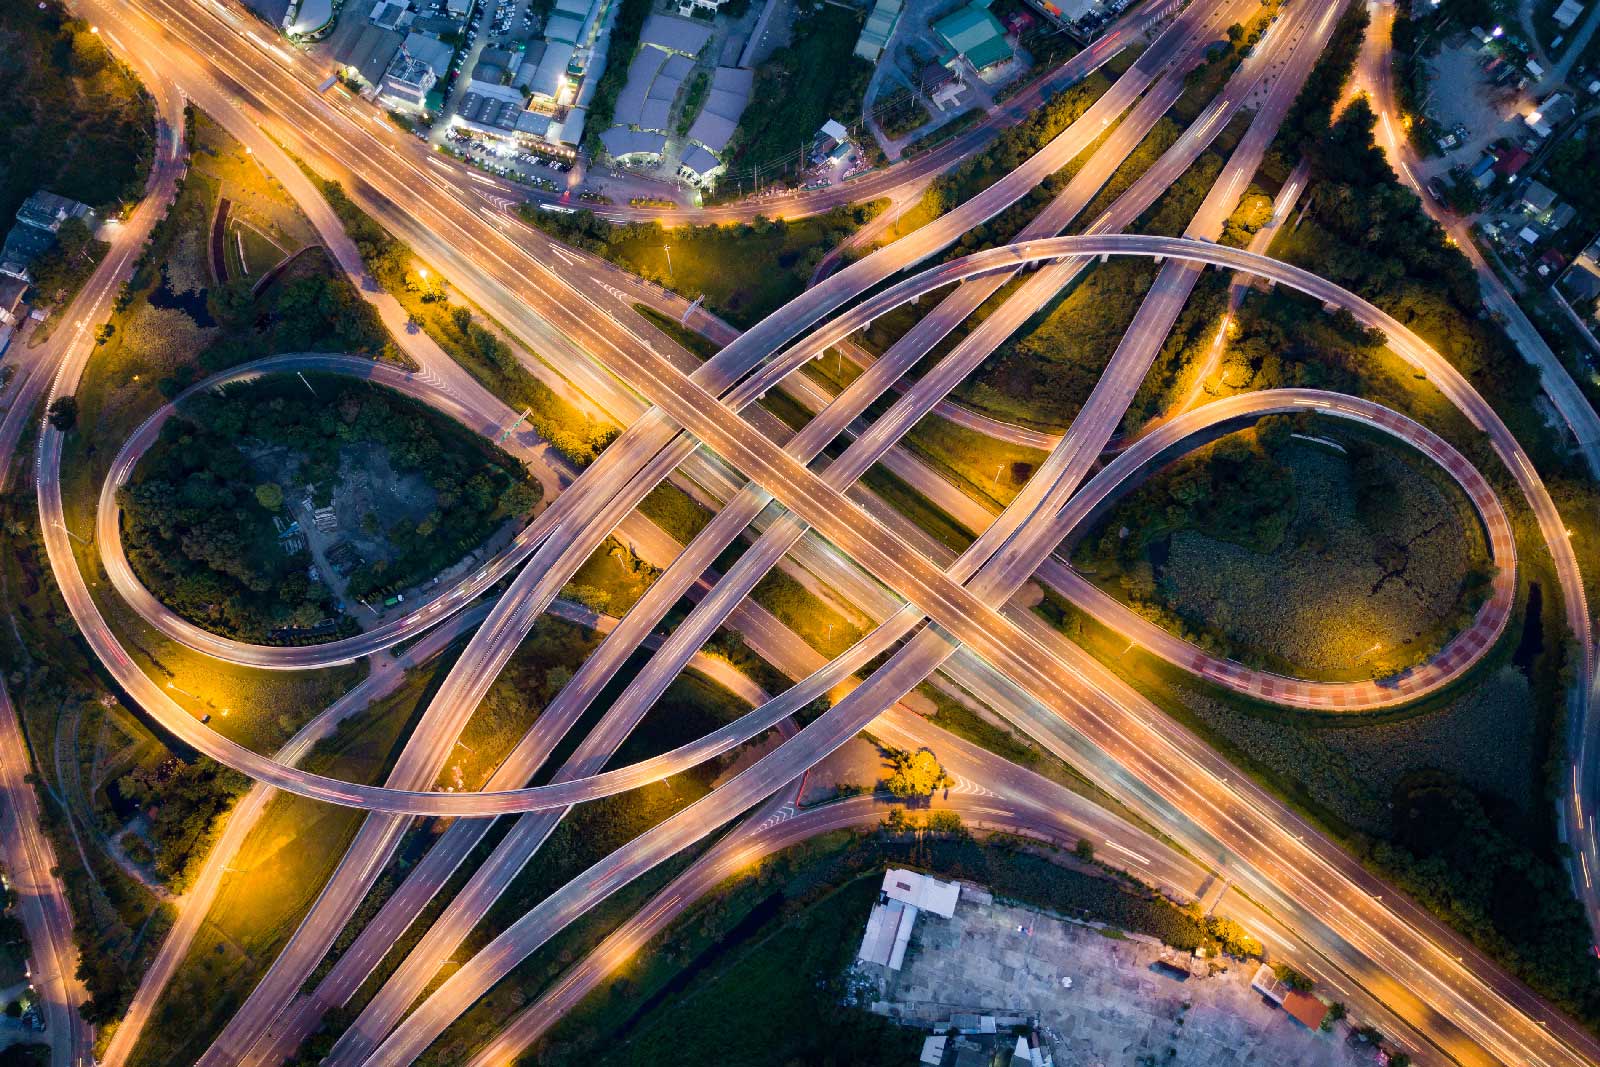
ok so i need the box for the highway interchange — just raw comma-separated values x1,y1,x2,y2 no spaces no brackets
5,0,1600,1063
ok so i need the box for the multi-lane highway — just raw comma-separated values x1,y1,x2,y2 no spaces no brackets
211,13,1308,1061
32,1,1600,1066
350,237,1599,1067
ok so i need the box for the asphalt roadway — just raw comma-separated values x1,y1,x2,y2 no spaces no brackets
353,239,1600,1067
1356,0,1600,959
43,5,1600,1067
169,15,1299,1060
0,73,189,1067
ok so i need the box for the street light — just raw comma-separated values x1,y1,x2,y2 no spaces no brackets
662,244,673,275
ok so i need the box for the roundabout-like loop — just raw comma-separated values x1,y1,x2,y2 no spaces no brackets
1047,388,1517,711
97,354,566,670
63,237,1579,815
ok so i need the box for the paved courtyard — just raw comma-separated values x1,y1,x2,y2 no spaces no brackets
864,887,1382,1067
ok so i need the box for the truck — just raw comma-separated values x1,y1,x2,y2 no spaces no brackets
383,593,406,607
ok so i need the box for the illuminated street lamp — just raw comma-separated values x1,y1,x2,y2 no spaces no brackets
662,244,672,275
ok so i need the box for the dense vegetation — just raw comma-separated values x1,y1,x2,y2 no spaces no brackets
0,1,153,226
1376,771,1600,1019
722,4,871,179
120,375,536,640
1231,52,1600,1024
1076,420,1489,678
1274,5,1369,159
116,757,248,893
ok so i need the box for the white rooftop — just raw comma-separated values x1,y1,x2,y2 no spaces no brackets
857,898,916,970
882,868,960,918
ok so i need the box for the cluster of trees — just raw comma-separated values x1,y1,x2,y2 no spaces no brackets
120,408,329,641
1274,6,1369,157
1077,420,1298,634
0,2,154,227
0,1045,50,1067
1130,424,1297,556
1374,771,1600,1025
120,375,537,640
1181,0,1282,110
116,757,249,893
1289,99,1534,420
26,215,109,307
876,87,932,140
0,876,27,976
721,5,872,176
207,268,386,356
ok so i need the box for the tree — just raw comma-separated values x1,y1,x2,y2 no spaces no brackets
254,483,284,510
1272,962,1314,992
885,748,951,798
209,276,255,328
47,396,78,432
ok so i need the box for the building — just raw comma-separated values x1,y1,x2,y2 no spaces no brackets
1283,990,1329,1030
857,896,917,970
286,0,336,36
856,869,961,973
369,0,414,32
505,0,609,146
335,23,405,92
1554,0,1586,28
1525,92,1575,137
1250,962,1329,1030
1250,962,1291,1002
0,274,27,354
1492,144,1531,177
600,16,717,167
679,65,753,185
0,278,27,327
1,191,94,283
933,0,1015,73
1563,233,1600,307
377,32,453,112
855,0,903,62
1521,179,1559,218
882,867,960,916
599,127,669,163
639,12,712,56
